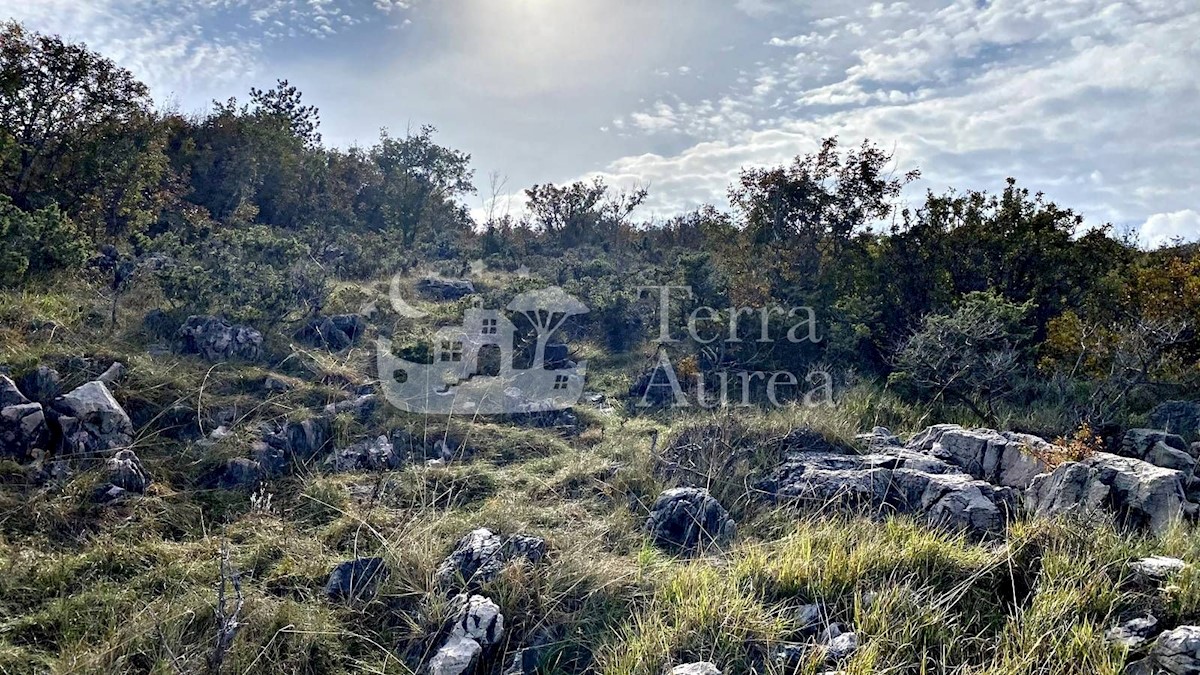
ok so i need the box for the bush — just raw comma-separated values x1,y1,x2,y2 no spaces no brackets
0,196,89,286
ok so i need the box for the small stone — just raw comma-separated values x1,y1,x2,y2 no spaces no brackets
324,557,387,602
1131,556,1188,581
1105,615,1159,649
671,663,722,675
645,487,736,553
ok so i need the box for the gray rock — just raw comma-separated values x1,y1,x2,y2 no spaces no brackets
328,435,402,472
323,393,377,418
17,366,60,404
417,277,475,301
1105,615,1159,649
825,631,859,662
671,663,722,675
1025,453,1191,533
263,416,332,467
216,458,263,490
1151,401,1200,441
324,557,387,602
1122,429,1197,475
263,375,292,392
178,315,263,362
645,487,736,553
435,528,546,591
106,449,150,493
794,603,824,636
906,424,1049,489
428,594,504,675
760,451,1015,536
0,374,30,407
0,402,49,459
52,380,133,456
1130,556,1188,582
1149,625,1200,674
96,361,125,387
855,426,901,450
298,314,366,351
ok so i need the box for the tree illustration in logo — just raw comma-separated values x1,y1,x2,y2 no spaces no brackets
506,287,589,369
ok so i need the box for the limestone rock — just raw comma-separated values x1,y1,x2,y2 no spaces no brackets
435,528,547,592
1105,615,1159,649
328,435,402,472
1130,556,1188,582
1025,452,1191,533
417,277,475,301
0,402,49,459
52,380,133,456
760,451,1015,536
17,366,61,404
427,594,504,675
645,487,736,553
671,663,722,675
178,315,263,362
1121,429,1197,475
324,557,387,602
0,374,30,407
906,424,1049,489
106,449,150,493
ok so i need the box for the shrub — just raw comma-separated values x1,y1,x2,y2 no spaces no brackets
0,196,89,286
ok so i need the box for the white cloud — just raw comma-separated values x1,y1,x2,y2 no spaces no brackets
598,0,1200,229
1140,210,1200,249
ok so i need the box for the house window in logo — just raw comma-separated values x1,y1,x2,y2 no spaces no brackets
481,318,498,335
440,340,464,362
553,374,569,390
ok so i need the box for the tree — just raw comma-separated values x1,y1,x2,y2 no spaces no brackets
249,79,321,147
507,287,589,369
0,194,88,285
359,125,475,246
0,21,150,205
891,290,1033,423
524,177,647,247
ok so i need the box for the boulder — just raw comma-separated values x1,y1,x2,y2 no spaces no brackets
645,487,737,553
417,277,475,301
178,315,263,362
428,594,504,675
820,624,859,662
0,402,49,459
1025,452,1191,533
759,451,1015,536
214,458,264,490
328,435,403,472
16,366,61,404
1129,625,1200,675
906,424,1049,489
52,380,133,456
297,314,367,351
855,426,901,450
1150,401,1200,441
1105,615,1159,649
1130,556,1188,582
262,416,332,470
0,374,30,407
1121,429,1197,475
324,557,387,602
671,664,722,675
435,528,546,592
106,449,150,493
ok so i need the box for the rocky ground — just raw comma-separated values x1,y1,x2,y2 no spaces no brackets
3,279,1200,674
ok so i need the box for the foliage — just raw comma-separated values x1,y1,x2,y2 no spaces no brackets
0,195,88,285
891,290,1034,423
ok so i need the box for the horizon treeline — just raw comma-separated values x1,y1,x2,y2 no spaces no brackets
1,19,1197,432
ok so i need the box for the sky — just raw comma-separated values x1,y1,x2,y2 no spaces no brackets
4,0,1198,246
